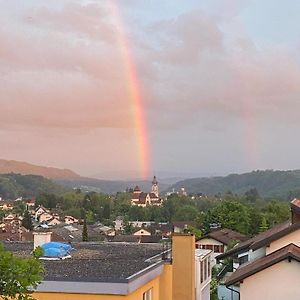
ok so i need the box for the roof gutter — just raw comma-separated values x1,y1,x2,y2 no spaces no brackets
226,285,240,300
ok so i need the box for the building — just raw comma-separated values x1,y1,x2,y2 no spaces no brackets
64,215,79,224
5,233,212,300
196,228,248,263
217,198,300,300
130,176,163,207
133,228,151,236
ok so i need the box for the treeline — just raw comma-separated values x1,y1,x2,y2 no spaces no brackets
35,188,291,236
0,173,66,199
171,169,300,199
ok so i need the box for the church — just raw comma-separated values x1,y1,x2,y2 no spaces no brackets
130,176,163,207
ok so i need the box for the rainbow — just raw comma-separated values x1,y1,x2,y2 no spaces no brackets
109,2,151,179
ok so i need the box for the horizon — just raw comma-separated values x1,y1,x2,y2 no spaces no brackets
1,1,300,178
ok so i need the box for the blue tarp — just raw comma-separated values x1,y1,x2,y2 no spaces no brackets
43,247,69,258
41,242,73,258
42,242,72,251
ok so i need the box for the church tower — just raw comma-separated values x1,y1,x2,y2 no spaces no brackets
151,176,159,197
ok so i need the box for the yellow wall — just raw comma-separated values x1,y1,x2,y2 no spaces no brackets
159,264,173,300
33,265,176,300
172,234,195,300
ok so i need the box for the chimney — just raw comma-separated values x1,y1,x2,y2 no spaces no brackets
172,233,195,300
33,230,52,249
291,198,300,224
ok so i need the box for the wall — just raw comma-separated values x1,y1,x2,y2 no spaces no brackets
34,276,160,300
172,234,195,300
240,259,300,300
248,247,266,262
267,228,300,255
196,238,223,246
159,264,173,300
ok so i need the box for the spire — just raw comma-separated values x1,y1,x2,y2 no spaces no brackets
151,176,159,196
152,176,158,185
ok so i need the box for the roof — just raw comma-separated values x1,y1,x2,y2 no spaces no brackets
225,243,300,286
173,221,195,229
217,220,297,260
131,192,162,205
198,228,248,245
3,241,164,282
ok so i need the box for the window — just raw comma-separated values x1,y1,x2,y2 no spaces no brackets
143,288,152,300
208,257,211,277
200,261,204,283
204,258,207,280
239,254,248,265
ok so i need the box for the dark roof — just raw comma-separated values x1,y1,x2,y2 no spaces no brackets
173,221,195,229
217,220,297,260
225,243,300,286
198,228,248,245
107,235,140,243
107,235,163,243
133,186,141,192
3,241,164,282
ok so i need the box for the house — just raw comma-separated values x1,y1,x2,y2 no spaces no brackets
3,214,15,222
196,228,248,261
5,232,212,300
47,217,61,227
26,199,36,213
130,176,163,207
114,216,124,231
35,205,49,221
64,215,78,224
173,221,195,233
133,228,151,236
217,198,300,300
39,212,53,223
0,200,14,210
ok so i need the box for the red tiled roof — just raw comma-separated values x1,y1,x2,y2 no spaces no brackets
225,243,300,286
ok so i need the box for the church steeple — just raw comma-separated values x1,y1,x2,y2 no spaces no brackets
151,176,159,196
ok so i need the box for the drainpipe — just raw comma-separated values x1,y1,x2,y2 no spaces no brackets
226,285,240,300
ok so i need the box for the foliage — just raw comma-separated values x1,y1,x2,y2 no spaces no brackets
187,226,202,239
0,173,66,199
0,243,44,300
22,210,33,231
170,169,300,199
82,218,88,242
205,200,251,234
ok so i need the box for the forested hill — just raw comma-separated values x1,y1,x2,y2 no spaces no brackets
0,173,66,199
170,170,300,199
0,159,80,180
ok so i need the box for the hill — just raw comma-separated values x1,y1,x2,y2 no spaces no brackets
0,159,80,180
170,170,300,199
56,178,172,194
0,173,66,199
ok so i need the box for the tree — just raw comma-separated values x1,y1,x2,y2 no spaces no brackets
82,218,89,242
259,215,269,233
206,200,251,235
0,243,44,300
22,210,33,231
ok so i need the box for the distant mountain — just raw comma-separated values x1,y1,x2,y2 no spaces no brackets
56,178,172,194
0,173,66,199
169,170,300,199
0,159,80,180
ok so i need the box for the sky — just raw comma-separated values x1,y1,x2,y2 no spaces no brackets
1,0,300,179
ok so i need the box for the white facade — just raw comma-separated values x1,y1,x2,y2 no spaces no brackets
195,249,212,300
